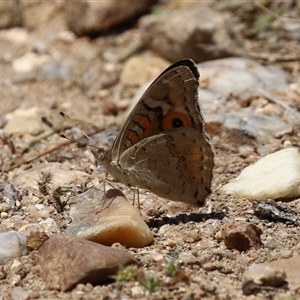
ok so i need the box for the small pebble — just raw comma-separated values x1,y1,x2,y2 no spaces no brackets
178,252,196,264
243,263,287,295
0,231,27,265
11,286,32,300
222,222,262,251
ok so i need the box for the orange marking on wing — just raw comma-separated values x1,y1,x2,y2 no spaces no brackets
187,152,203,160
179,147,203,162
162,109,192,130
137,116,158,138
126,115,159,146
126,130,140,145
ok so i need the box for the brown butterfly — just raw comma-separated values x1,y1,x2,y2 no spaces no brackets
95,59,214,206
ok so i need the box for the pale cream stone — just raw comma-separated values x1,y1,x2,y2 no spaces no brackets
222,148,300,200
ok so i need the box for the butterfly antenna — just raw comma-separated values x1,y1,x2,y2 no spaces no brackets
59,111,99,149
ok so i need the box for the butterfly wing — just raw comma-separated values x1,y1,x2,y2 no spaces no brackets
117,127,214,206
111,59,210,159
102,58,214,205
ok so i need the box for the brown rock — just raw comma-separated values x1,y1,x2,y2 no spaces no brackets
204,114,225,138
37,234,138,291
64,0,156,36
26,231,49,251
139,5,237,62
222,222,262,251
120,55,170,86
0,0,22,29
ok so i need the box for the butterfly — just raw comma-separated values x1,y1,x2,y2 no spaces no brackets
95,58,214,206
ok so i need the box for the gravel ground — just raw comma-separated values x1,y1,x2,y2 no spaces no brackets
1,1,300,299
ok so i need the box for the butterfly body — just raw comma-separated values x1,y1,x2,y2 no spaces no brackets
96,59,214,206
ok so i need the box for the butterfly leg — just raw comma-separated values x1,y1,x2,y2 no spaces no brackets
103,171,108,195
103,172,119,192
97,173,121,212
131,187,141,212
99,172,114,209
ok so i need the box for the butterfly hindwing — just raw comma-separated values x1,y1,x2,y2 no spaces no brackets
118,127,214,205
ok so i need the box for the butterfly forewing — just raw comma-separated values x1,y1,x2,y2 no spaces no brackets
111,59,206,159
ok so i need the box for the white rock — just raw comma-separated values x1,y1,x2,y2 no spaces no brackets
272,18,300,41
56,31,76,43
39,218,61,235
0,28,30,45
39,61,74,81
12,52,51,73
222,148,300,200
0,231,27,265
4,107,45,136
178,252,196,264
199,58,290,100
11,286,32,300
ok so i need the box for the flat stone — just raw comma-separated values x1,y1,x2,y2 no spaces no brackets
224,113,291,144
139,6,237,62
222,148,300,200
222,112,291,154
198,58,290,99
11,162,92,192
65,0,156,36
4,107,49,137
0,27,31,46
37,234,138,291
66,188,154,248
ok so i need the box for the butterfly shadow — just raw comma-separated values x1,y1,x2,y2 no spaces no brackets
146,210,226,228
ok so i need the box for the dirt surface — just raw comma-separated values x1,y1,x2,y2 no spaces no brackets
1,1,300,299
